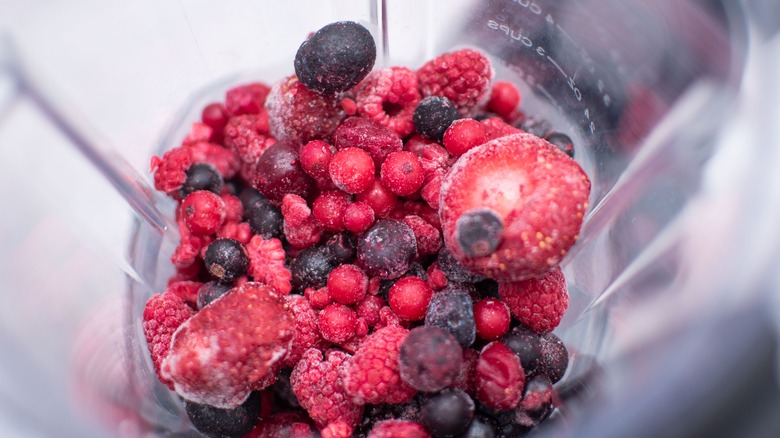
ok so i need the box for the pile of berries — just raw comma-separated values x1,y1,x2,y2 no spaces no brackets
143,20,590,438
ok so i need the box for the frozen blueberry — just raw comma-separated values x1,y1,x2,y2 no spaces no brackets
181,163,223,197
290,245,335,290
240,188,283,239
357,220,417,279
413,96,460,141
185,391,262,438
294,21,376,95
455,208,504,258
501,325,543,377
438,247,485,283
425,289,476,348
462,415,497,438
516,115,552,137
539,333,569,383
544,132,575,158
325,232,357,265
196,281,232,309
420,388,475,438
399,326,463,392
203,238,249,284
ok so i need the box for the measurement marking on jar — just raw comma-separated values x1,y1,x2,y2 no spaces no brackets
546,56,568,79
555,23,579,48
536,84,561,109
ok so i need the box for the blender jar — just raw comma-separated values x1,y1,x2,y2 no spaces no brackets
2,0,776,436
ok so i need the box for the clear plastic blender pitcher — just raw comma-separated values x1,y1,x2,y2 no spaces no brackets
2,0,778,436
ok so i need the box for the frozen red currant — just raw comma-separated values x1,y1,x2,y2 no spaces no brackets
355,179,398,218
327,264,369,305
343,202,375,234
388,276,433,321
473,298,511,341
380,151,424,196
486,80,521,120
442,118,487,157
312,190,351,232
300,140,334,183
318,303,358,344
329,147,376,194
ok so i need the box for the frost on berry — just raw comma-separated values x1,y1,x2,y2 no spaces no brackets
498,266,568,334
355,67,421,137
266,75,346,144
332,117,403,168
246,235,293,295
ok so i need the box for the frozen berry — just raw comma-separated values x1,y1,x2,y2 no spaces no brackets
539,333,568,383
253,140,315,205
413,96,460,141
515,375,553,427
333,117,403,168
442,118,488,157
367,420,430,438
266,75,346,144
318,303,358,344
325,232,358,265
399,326,462,392
462,416,497,438
185,391,263,438
420,388,475,437
225,82,271,116
241,188,283,239
388,276,433,321
246,235,292,295
544,132,575,158
357,220,417,279
294,21,376,95
181,163,224,197
355,179,398,218
223,114,276,169
204,238,249,284
425,289,476,348
402,215,442,256
437,248,485,284
201,102,229,134
197,281,232,309
501,326,542,377
142,292,194,388
516,115,552,138
498,267,568,334
417,49,493,115
473,298,511,341
474,341,525,410
329,148,376,194
455,208,503,258
283,295,323,366
356,294,385,328
151,147,192,195
300,139,334,183
380,151,424,196
290,246,335,290
486,81,521,120
182,190,227,235
311,190,350,231
356,66,421,137
344,202,375,233
440,133,590,281
328,264,369,305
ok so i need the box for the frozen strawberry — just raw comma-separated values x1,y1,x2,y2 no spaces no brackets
417,48,493,115
480,116,523,141
142,292,194,389
291,348,364,429
246,235,293,295
160,283,294,408
266,75,346,144
498,267,568,334
439,133,590,281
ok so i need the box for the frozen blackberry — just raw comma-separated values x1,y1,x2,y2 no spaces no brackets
203,238,249,284
420,388,475,438
544,132,575,158
357,220,417,279
240,188,283,239
290,245,335,290
184,391,262,438
455,208,504,258
413,96,460,141
399,326,463,392
425,289,476,348
294,21,376,95
438,247,485,283
325,232,357,265
516,375,554,428
196,281,232,309
501,325,543,377
539,333,568,383
181,163,223,197
253,140,315,205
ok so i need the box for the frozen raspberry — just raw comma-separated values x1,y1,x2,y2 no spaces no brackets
291,349,364,429
340,97,358,115
398,326,462,392
356,67,421,137
342,325,416,405
473,298,511,341
151,146,192,195
253,140,315,205
367,420,430,438
329,147,376,194
544,131,575,158
246,235,292,295
402,215,442,256
538,332,568,383
475,341,525,410
181,163,224,197
226,82,271,116
440,133,590,281
185,391,263,438
343,201,375,234
165,281,201,308
300,140,334,184
443,118,487,157
417,49,493,115
388,276,433,321
332,117,403,168
355,179,398,218
420,388,475,437
480,116,523,141
282,193,313,227
294,21,376,95
380,151,424,196
319,303,358,344
327,264,369,305
266,75,346,143
486,80,521,120
142,292,194,388
413,96,460,142
499,267,568,334
305,286,332,310
357,220,417,280
181,190,226,235
161,283,294,408
223,114,277,167
203,238,249,284
181,122,214,146
355,294,385,327
400,201,441,230
322,421,354,438
187,141,242,179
